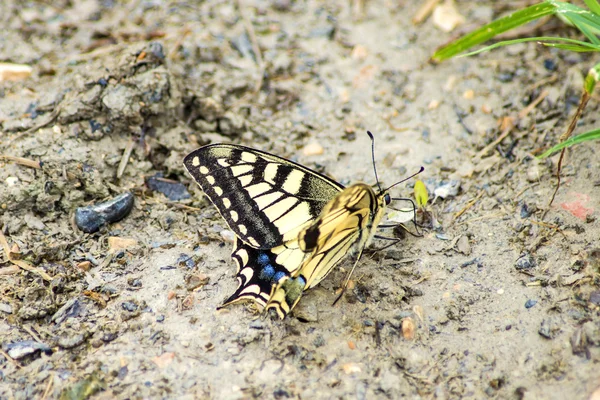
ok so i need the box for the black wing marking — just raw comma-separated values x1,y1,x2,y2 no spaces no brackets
219,237,301,308
183,144,343,249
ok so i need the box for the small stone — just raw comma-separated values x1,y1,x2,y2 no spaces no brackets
220,229,235,243
121,301,138,312
302,142,324,156
434,180,461,199
463,89,475,99
152,352,175,368
0,302,13,314
401,317,416,340
108,237,138,252
342,363,361,374
351,45,368,60
4,340,52,359
292,300,318,322
589,290,600,306
432,0,465,32
524,299,537,309
75,192,134,233
515,253,536,270
527,164,541,182
0,62,32,81
146,173,191,201
77,261,92,271
428,100,440,110
185,273,210,291
456,235,471,255
5,177,18,186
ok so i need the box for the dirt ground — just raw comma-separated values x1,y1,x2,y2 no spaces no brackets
1,0,599,399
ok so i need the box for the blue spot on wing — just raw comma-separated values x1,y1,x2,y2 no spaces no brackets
224,242,293,307
257,253,270,266
273,271,287,283
259,264,275,280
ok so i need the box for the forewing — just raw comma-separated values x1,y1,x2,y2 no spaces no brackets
266,184,380,317
184,144,343,249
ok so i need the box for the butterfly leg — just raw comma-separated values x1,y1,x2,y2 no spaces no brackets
332,247,366,306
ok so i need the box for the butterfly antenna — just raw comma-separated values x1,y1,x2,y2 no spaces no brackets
367,131,383,192
385,166,424,192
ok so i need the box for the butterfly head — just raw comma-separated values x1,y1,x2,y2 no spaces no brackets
383,192,391,205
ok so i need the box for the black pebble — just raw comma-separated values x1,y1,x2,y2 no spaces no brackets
75,192,134,233
515,253,536,270
146,173,191,201
121,301,138,312
524,299,537,309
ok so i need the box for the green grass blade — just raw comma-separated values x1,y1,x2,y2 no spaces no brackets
432,2,557,62
583,0,600,16
542,42,600,51
458,36,600,57
550,0,600,43
538,129,600,158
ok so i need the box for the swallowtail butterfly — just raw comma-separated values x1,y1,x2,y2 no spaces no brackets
184,133,420,318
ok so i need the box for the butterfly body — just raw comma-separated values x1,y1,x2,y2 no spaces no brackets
184,143,395,318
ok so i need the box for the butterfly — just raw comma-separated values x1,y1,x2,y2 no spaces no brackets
183,132,421,318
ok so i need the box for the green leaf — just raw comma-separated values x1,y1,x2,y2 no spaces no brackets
432,2,557,62
458,36,600,57
584,63,600,93
537,129,600,158
414,180,429,208
583,0,600,16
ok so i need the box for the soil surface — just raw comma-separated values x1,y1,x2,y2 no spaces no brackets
1,1,599,399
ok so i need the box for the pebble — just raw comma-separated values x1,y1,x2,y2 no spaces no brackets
146,173,191,201
401,317,416,340
220,229,235,243
51,298,81,324
77,261,92,271
302,142,324,156
292,300,318,322
463,89,475,99
0,62,32,81
515,253,536,270
524,299,537,309
108,237,138,252
75,192,134,233
0,302,13,314
434,180,461,199
526,164,541,182
342,363,361,374
432,1,465,32
5,176,19,186
4,340,52,359
428,100,440,110
58,333,86,349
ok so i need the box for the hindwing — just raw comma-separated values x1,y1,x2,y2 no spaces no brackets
219,237,306,309
183,144,343,249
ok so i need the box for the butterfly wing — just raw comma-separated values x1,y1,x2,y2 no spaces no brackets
219,237,306,309
184,144,343,249
266,184,388,317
